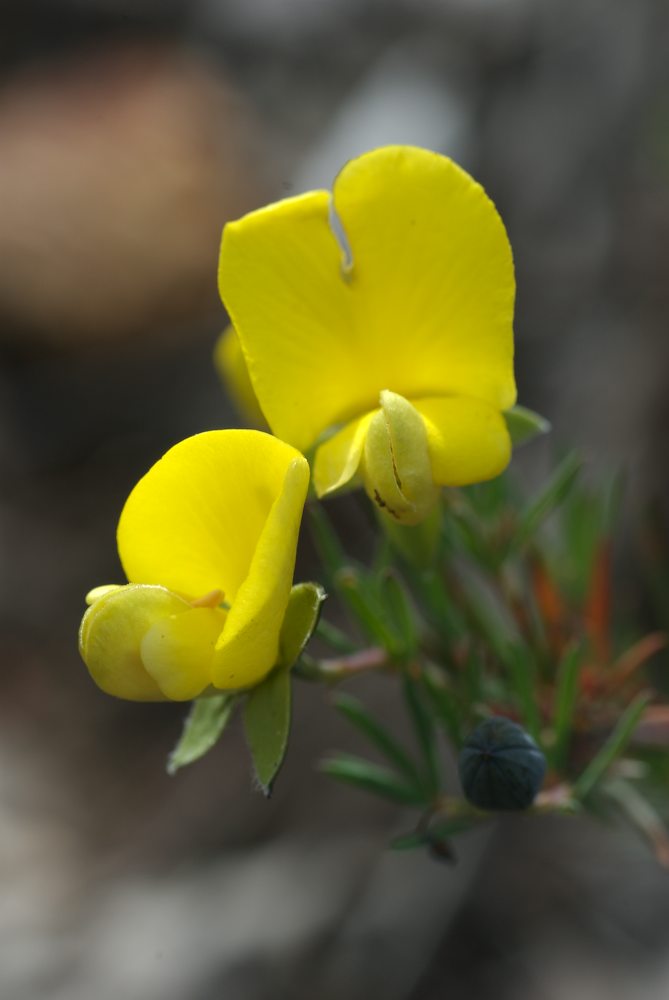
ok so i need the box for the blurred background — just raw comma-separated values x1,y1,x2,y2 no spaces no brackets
2,1,669,997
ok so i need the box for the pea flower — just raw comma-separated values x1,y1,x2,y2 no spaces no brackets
79,430,310,701
218,145,516,525
214,325,267,429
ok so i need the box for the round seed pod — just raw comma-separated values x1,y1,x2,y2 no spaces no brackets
459,717,546,811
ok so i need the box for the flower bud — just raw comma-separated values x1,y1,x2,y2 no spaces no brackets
458,716,546,811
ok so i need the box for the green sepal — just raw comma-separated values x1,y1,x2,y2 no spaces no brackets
504,405,551,447
167,692,237,775
280,581,327,669
243,583,326,795
243,663,292,796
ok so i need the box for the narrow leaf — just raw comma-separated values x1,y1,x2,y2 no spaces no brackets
504,405,551,447
320,753,426,805
389,830,428,851
507,644,542,743
429,816,483,839
422,666,462,747
410,568,467,643
334,692,421,785
335,568,401,653
378,570,418,658
403,675,440,796
515,452,582,548
243,664,291,795
315,618,358,653
280,581,327,668
307,504,349,580
573,692,650,801
604,777,669,868
167,693,236,775
551,643,582,770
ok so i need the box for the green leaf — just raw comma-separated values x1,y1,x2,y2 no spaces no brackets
389,830,428,851
603,777,669,867
243,664,292,795
429,816,483,838
167,693,236,775
279,582,327,668
506,643,542,743
504,405,551,447
514,452,582,549
335,568,401,653
334,692,421,786
402,675,440,796
320,753,426,804
573,692,650,802
551,643,582,770
307,504,349,581
378,570,418,658
406,567,467,644
315,618,357,653
422,666,462,747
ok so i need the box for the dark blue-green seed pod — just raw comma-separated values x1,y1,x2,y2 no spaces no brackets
459,717,546,811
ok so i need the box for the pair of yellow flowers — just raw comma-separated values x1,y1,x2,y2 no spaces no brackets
80,145,517,702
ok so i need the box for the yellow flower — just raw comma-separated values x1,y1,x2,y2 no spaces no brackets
214,325,267,429
218,145,516,525
79,430,310,701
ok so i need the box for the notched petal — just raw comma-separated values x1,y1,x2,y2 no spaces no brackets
327,197,354,279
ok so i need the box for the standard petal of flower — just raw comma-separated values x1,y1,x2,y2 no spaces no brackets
312,411,374,497
141,607,227,701
211,456,310,690
414,396,512,486
219,191,371,452
333,145,517,411
79,584,189,701
118,430,307,603
214,325,266,428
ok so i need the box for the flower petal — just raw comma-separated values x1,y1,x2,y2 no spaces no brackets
79,584,189,701
333,146,516,412
141,607,227,701
361,392,439,525
219,191,361,452
219,148,516,453
312,411,374,497
214,325,266,428
211,455,310,690
118,430,308,603
414,396,512,486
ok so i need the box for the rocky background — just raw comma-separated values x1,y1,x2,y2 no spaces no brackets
2,1,669,998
